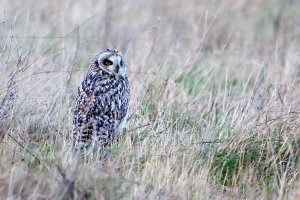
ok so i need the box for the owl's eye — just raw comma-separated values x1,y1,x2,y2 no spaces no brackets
103,59,113,66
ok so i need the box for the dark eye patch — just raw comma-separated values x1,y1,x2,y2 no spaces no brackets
120,59,124,67
103,59,113,66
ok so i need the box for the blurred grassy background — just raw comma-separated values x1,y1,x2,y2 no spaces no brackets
0,0,300,199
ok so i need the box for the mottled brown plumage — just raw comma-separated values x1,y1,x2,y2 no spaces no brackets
73,49,130,149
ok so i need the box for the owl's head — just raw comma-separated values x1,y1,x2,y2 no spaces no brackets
94,49,126,76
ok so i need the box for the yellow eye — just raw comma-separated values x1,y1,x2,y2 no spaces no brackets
103,59,113,66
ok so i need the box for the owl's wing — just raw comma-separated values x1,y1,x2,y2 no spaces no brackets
73,71,113,146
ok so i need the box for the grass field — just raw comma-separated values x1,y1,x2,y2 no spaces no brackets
0,0,300,199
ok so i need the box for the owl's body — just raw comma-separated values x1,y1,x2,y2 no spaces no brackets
73,49,130,149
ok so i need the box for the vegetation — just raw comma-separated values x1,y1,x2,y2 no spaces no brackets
0,0,299,199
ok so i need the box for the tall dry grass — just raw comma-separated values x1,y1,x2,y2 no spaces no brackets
0,0,300,199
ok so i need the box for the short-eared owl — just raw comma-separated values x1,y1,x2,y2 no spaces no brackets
73,49,130,149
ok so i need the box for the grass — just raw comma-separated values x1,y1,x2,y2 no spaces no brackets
0,0,300,199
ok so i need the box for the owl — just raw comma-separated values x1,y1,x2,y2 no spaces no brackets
73,49,130,150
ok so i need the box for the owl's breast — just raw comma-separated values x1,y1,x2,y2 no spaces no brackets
90,76,129,120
